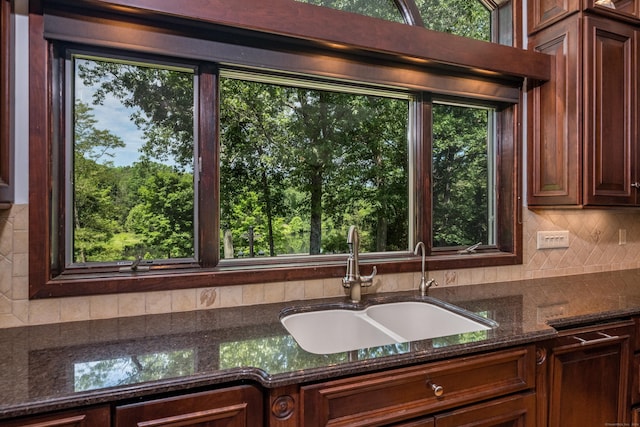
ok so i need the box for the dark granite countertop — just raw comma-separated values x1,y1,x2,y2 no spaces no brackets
3,268,640,420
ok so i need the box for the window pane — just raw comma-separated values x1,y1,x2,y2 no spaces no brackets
431,102,495,248
415,0,491,41
219,76,409,258
295,0,405,23
71,56,195,263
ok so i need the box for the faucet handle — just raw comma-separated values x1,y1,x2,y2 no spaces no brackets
360,266,377,287
419,278,438,296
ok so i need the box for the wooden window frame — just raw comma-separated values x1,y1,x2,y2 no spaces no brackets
28,0,548,298
0,0,12,206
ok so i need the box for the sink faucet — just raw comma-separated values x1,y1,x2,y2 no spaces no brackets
342,225,377,302
414,241,437,296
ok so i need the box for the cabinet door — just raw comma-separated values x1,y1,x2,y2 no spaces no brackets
435,392,536,427
528,0,580,34
528,16,582,206
583,16,638,206
1,406,110,427
540,321,633,427
115,385,263,427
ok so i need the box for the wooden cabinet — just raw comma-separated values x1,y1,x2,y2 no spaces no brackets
300,345,535,427
528,11,640,207
114,385,263,427
1,406,110,427
529,0,640,34
536,320,634,427
528,16,581,206
583,16,637,205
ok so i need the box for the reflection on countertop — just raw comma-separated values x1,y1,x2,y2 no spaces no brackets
3,268,640,419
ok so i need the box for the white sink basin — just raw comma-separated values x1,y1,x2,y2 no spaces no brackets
281,300,495,354
366,301,492,342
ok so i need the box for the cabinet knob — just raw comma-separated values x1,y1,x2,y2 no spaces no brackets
427,381,444,397
632,182,640,189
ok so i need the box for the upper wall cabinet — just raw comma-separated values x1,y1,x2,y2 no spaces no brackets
529,0,640,33
528,5,640,207
0,0,12,206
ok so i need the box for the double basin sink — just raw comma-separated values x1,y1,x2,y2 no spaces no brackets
280,297,497,354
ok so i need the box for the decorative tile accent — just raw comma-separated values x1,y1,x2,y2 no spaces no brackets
199,288,217,307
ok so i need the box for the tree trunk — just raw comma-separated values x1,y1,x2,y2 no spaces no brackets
309,170,323,255
261,169,276,256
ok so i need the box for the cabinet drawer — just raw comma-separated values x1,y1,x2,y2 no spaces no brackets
435,391,536,427
114,385,263,427
300,345,535,427
1,406,110,427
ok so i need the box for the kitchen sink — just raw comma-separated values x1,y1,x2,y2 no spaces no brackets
280,299,497,354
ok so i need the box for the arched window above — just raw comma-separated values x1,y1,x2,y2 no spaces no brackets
295,0,406,23
415,0,491,41
295,0,502,44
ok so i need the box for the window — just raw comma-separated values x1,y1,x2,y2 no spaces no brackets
66,58,411,267
68,54,197,266
0,0,11,205
219,74,410,259
432,102,495,249
296,0,501,45
415,0,491,40
28,0,547,297
295,0,405,23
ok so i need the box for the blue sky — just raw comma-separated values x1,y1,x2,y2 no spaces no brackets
74,60,146,167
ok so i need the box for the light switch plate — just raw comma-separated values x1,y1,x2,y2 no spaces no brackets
537,230,569,249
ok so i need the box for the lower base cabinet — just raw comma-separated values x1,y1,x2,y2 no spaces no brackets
1,406,110,427
536,320,634,427
115,384,263,427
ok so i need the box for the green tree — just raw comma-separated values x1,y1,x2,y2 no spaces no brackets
432,104,489,247
297,0,405,22
74,350,195,392
220,79,291,257
73,101,126,262
126,163,194,259
416,0,490,41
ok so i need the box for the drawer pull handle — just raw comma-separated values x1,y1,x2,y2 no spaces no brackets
572,332,618,346
428,381,444,397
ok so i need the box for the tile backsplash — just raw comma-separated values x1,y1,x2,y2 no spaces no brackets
1,204,639,328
